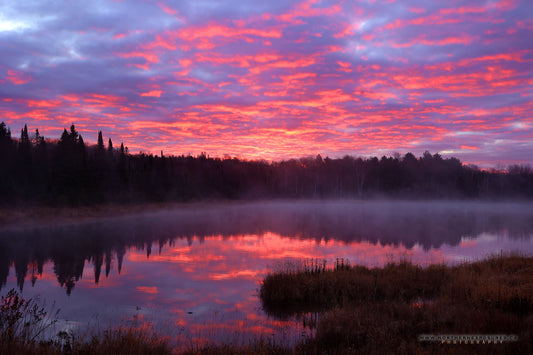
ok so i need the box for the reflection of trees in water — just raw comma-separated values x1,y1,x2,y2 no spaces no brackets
1,202,532,294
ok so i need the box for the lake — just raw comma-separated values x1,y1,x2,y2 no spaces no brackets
1,200,533,348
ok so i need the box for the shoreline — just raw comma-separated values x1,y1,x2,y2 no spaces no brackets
2,198,533,230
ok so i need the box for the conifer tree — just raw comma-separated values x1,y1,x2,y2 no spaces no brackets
0,122,12,153
69,125,78,142
108,138,113,158
18,124,32,163
19,124,30,150
0,122,8,139
97,131,104,151
58,128,70,150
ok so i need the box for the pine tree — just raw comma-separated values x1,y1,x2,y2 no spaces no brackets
0,122,12,153
33,129,41,145
0,122,7,139
59,128,70,149
69,124,78,142
97,131,104,151
107,138,113,158
18,124,31,160
34,129,46,155
20,124,30,148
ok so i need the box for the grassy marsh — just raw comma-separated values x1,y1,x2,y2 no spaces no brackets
260,255,533,354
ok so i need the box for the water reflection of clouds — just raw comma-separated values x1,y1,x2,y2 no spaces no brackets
3,231,533,346
1,201,533,346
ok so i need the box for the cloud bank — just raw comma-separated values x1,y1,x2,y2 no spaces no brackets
1,0,532,167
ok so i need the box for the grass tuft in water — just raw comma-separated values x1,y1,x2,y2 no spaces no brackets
260,253,533,354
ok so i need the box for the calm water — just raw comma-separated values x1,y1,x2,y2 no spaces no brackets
1,201,533,347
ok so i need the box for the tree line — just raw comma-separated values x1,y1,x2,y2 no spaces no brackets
1,122,532,206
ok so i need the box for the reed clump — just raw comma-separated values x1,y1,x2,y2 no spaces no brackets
260,254,533,354
261,255,533,313
0,289,172,355
180,340,293,355
1,326,172,355
1,328,172,355
260,258,450,314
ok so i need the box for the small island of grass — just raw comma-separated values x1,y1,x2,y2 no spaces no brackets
259,254,533,354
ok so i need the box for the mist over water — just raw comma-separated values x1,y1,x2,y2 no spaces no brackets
1,200,533,346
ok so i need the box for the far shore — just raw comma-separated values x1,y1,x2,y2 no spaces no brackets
2,198,533,231
0,201,187,229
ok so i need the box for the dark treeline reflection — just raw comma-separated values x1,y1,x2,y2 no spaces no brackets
1,201,533,295
2,122,533,206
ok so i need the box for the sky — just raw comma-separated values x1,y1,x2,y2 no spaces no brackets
0,0,532,167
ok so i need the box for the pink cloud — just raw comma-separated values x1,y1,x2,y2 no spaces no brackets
140,90,163,97
1,0,532,167
158,2,178,15
6,69,32,85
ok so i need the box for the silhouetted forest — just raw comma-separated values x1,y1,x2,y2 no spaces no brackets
1,122,532,206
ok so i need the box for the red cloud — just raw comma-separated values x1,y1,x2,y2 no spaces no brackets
140,90,163,97
461,145,479,150
6,69,32,85
157,2,178,15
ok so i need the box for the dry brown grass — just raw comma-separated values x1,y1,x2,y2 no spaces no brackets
0,328,172,355
180,340,293,355
260,254,533,354
261,255,533,314
0,289,172,355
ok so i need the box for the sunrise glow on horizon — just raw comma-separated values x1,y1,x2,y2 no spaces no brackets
1,0,532,167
